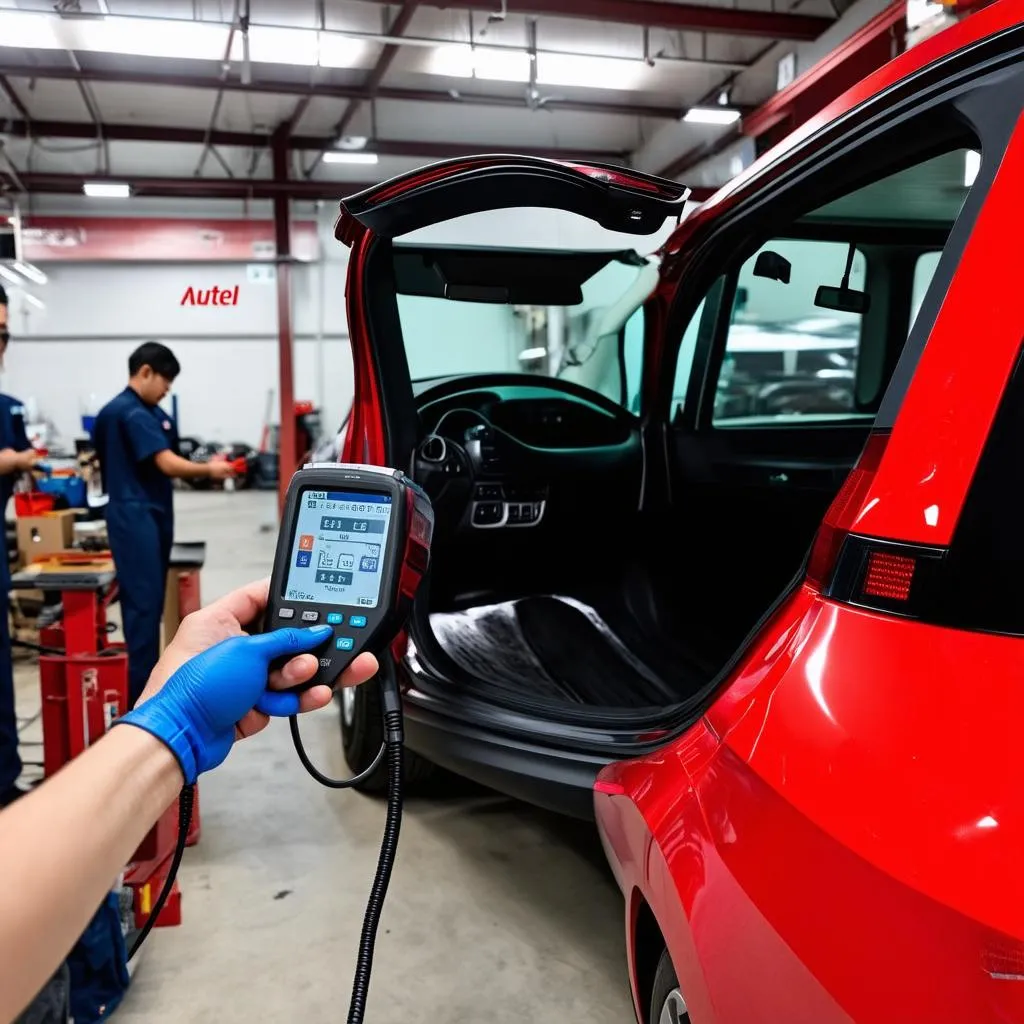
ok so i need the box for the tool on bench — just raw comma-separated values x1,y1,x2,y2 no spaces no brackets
130,464,434,1024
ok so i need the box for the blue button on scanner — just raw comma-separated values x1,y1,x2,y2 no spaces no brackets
327,612,343,625
349,615,367,628
336,637,355,651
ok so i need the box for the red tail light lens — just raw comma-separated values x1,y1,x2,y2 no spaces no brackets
806,431,889,590
862,551,916,601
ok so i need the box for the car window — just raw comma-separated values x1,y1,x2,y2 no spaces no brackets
910,251,942,333
395,251,651,411
676,146,980,429
713,239,866,425
671,296,708,418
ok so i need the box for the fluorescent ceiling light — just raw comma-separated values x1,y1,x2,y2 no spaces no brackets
964,150,981,187
22,293,45,311
429,44,531,83
684,106,742,126
536,53,644,91
323,151,379,165
0,266,22,287
83,181,132,198
518,346,547,361
13,262,47,285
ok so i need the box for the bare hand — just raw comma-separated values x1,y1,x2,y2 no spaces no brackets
14,449,39,472
141,579,379,741
207,460,235,481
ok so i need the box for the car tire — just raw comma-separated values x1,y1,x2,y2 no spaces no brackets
651,949,689,1024
339,676,436,793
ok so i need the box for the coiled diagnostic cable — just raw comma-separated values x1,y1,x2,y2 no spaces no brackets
129,670,404,1024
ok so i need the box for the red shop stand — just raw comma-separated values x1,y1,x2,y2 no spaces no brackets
11,555,187,931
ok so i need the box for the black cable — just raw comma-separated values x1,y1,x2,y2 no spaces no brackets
346,681,404,1024
127,784,194,961
288,713,384,789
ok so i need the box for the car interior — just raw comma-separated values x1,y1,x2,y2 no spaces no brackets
367,146,980,726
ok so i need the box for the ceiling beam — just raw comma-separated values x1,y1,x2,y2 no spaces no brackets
10,172,377,201
0,75,31,122
0,64,684,120
359,0,833,40
0,119,628,162
308,0,420,177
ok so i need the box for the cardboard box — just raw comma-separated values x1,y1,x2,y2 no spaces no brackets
17,510,76,564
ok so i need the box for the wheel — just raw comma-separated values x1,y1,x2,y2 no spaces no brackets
651,948,689,1024
339,676,436,793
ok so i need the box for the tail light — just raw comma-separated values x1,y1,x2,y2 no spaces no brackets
805,431,890,590
862,551,916,601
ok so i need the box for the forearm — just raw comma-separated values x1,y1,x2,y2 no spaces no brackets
0,448,25,476
155,450,216,480
0,727,183,1021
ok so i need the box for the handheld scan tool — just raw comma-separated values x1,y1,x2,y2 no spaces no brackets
265,463,434,686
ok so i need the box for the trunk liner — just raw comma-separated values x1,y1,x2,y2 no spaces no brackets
428,595,687,708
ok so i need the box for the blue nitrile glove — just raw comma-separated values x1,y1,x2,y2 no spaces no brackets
118,625,333,783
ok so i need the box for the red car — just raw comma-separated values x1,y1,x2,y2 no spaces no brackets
338,3,1024,1020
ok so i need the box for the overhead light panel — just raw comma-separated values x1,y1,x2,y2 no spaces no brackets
428,43,531,83
964,150,981,187
83,181,132,198
0,266,22,287
536,53,645,91
13,262,47,285
684,106,742,126
322,151,379,165
22,293,45,311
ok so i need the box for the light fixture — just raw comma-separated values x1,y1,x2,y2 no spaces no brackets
684,106,742,126
536,53,645,91
429,43,531,83
518,346,547,361
964,150,981,187
322,151,379,165
22,293,45,310
337,135,369,151
13,262,46,285
83,181,131,198
0,266,21,286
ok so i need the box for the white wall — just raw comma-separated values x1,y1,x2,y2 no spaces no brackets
4,205,355,448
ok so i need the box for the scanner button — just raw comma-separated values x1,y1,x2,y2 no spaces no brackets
336,637,355,651
349,615,367,628
301,611,319,623
278,608,295,620
327,612,343,625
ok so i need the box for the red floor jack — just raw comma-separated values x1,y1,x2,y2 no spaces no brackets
10,554,192,932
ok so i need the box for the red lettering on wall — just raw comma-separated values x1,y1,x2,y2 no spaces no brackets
180,285,240,306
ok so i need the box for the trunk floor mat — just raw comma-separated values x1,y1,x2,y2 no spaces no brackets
428,595,688,708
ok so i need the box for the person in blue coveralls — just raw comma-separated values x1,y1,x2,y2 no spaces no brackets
94,342,234,707
0,285,40,807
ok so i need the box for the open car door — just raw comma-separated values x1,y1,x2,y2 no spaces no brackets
334,155,688,467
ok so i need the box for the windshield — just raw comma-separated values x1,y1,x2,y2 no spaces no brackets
394,249,651,412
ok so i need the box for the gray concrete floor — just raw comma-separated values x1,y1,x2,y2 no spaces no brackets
14,489,633,1023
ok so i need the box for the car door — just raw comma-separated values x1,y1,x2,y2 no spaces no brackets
333,156,688,473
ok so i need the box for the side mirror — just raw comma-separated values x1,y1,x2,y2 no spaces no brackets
815,285,870,314
753,250,791,284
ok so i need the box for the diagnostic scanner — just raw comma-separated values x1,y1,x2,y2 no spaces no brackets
265,463,434,687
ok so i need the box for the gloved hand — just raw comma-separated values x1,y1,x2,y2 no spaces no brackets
119,625,333,784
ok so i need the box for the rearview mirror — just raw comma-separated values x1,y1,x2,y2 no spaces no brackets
815,285,870,315
753,250,791,284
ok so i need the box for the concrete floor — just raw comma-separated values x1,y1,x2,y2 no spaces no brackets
14,489,634,1023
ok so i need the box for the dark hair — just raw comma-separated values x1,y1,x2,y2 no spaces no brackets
0,284,7,306
129,341,180,380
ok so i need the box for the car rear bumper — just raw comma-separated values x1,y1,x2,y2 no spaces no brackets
402,696,608,819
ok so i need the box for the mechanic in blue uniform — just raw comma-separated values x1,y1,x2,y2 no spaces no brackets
0,285,40,807
93,343,234,706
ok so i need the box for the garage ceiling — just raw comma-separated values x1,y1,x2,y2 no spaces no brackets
0,0,839,201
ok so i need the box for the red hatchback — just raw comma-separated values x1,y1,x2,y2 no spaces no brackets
337,4,1024,1020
